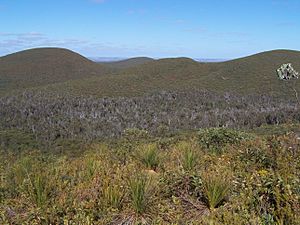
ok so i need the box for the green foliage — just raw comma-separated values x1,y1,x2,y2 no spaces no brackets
8,156,35,192
156,137,177,150
198,128,248,153
85,158,98,179
202,173,230,210
123,128,150,142
128,174,151,215
243,170,299,224
28,173,51,208
137,144,160,171
238,139,275,169
1,129,300,224
179,142,198,172
121,128,151,152
102,183,124,210
0,129,38,151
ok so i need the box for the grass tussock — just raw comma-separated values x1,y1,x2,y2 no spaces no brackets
202,173,230,210
179,142,199,172
128,174,150,215
137,144,160,171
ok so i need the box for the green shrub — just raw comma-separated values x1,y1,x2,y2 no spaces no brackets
0,129,38,152
157,137,176,150
123,128,150,143
198,128,248,153
246,171,298,224
238,145,275,169
237,138,278,169
117,128,151,164
161,170,203,198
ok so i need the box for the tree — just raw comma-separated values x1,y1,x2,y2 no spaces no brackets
276,63,299,104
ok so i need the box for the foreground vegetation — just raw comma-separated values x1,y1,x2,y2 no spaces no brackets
1,127,299,224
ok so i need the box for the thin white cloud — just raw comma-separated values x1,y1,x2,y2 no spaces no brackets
184,27,206,33
91,0,106,3
276,22,296,27
0,32,166,57
126,9,146,15
175,19,185,24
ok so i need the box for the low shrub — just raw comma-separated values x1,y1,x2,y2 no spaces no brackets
198,128,248,153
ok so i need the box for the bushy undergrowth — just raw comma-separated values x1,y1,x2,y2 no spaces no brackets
0,90,299,148
0,129,299,224
198,127,250,154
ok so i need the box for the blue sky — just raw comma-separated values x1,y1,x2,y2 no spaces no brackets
0,0,300,58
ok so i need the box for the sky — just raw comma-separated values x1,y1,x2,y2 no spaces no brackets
0,0,300,59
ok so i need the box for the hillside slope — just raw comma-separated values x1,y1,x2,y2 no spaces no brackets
38,50,300,98
1,48,300,98
208,49,300,94
100,57,155,69
0,48,111,95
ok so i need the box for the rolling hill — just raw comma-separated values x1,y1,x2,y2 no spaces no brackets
0,48,112,95
1,48,300,99
100,57,155,69
209,49,300,95
35,49,300,99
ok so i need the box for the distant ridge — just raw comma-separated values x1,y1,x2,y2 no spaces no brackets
89,57,126,62
41,49,300,98
195,58,229,62
0,48,111,94
100,57,155,69
1,48,300,99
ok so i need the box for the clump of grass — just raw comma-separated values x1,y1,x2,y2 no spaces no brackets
10,156,33,189
178,142,198,172
182,149,198,172
138,144,160,171
86,158,97,178
25,172,51,208
102,183,124,210
202,173,230,210
128,174,150,215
